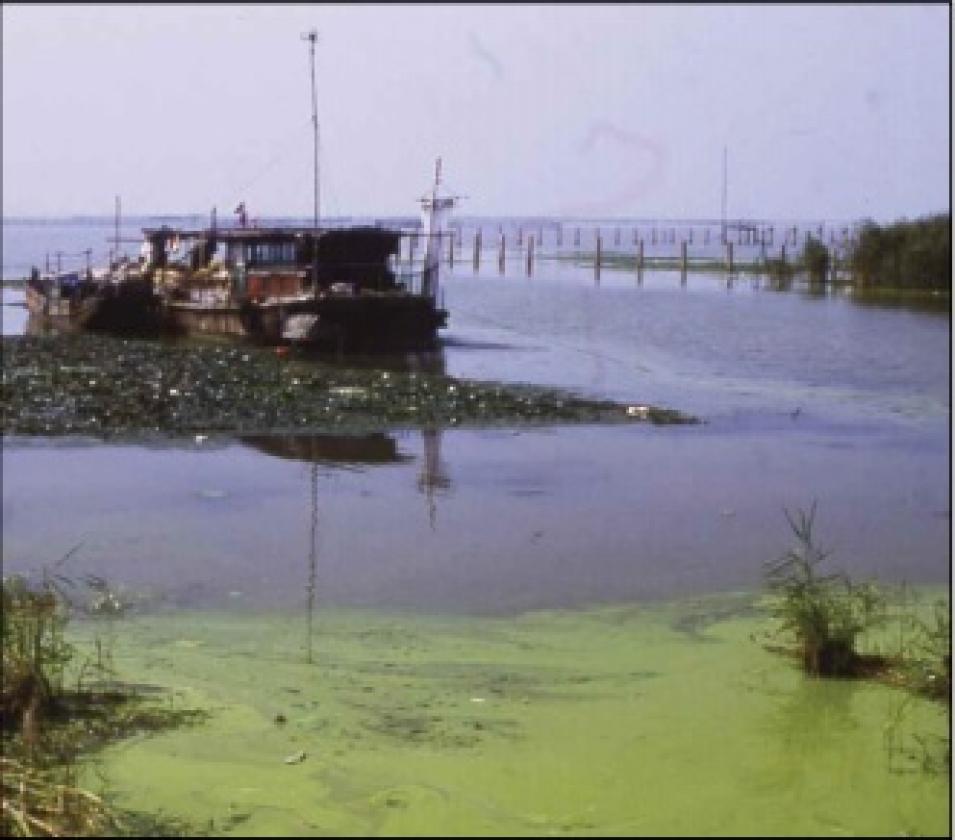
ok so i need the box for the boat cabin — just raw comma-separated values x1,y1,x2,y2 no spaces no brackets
142,225,402,303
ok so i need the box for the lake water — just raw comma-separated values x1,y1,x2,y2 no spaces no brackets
1,218,949,613
2,217,949,835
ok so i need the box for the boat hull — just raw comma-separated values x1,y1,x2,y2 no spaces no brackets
166,294,447,351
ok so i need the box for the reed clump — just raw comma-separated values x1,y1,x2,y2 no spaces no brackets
1,572,206,836
764,505,951,701
764,504,887,678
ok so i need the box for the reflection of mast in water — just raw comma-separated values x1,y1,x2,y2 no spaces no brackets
306,457,318,664
417,427,451,530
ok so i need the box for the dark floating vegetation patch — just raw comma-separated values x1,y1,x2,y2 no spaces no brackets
1,335,699,437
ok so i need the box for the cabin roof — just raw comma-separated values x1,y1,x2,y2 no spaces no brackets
141,225,401,243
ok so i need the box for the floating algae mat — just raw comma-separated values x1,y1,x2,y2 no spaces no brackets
71,594,949,836
1,335,696,437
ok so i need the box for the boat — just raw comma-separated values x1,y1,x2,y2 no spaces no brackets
137,168,454,352
25,261,164,337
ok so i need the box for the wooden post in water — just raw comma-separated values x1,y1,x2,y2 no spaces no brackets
680,240,688,285
498,232,506,275
556,226,563,247
725,241,734,272
56,251,63,273
780,244,787,266
595,232,602,284
574,228,580,247
448,232,454,269
614,228,621,247
636,239,644,285
526,235,534,277
517,226,523,247
473,229,481,272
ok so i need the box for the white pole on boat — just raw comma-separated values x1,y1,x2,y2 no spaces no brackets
115,195,122,262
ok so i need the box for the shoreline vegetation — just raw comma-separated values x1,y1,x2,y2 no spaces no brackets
1,569,207,836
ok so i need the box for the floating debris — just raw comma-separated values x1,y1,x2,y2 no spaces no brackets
1,335,699,437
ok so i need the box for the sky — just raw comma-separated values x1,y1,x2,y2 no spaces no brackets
2,3,950,221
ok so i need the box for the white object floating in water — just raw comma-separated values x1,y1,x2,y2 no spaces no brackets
284,750,307,765
470,697,486,703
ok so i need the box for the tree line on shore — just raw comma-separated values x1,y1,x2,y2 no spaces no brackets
797,213,950,291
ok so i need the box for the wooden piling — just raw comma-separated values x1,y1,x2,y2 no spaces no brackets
518,226,523,247
614,228,621,247
595,232,602,283
574,228,580,247
498,232,506,275
448,232,454,269
636,239,644,284
473,229,481,272
526,235,534,277
680,240,688,285
726,241,734,271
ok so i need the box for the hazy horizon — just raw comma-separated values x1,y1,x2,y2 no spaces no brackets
3,4,950,222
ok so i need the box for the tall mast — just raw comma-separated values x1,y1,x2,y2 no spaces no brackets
302,29,320,230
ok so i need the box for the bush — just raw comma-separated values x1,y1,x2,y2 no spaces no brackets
802,237,830,284
850,214,951,290
764,504,885,676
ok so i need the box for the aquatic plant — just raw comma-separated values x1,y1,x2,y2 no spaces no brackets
1,334,698,437
764,503,886,677
851,214,951,291
801,237,830,284
901,598,951,703
1,571,207,836
0,576,74,737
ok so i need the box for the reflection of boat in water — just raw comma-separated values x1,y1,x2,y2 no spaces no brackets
239,432,413,465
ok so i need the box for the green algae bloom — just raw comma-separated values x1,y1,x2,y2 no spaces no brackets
68,593,948,836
